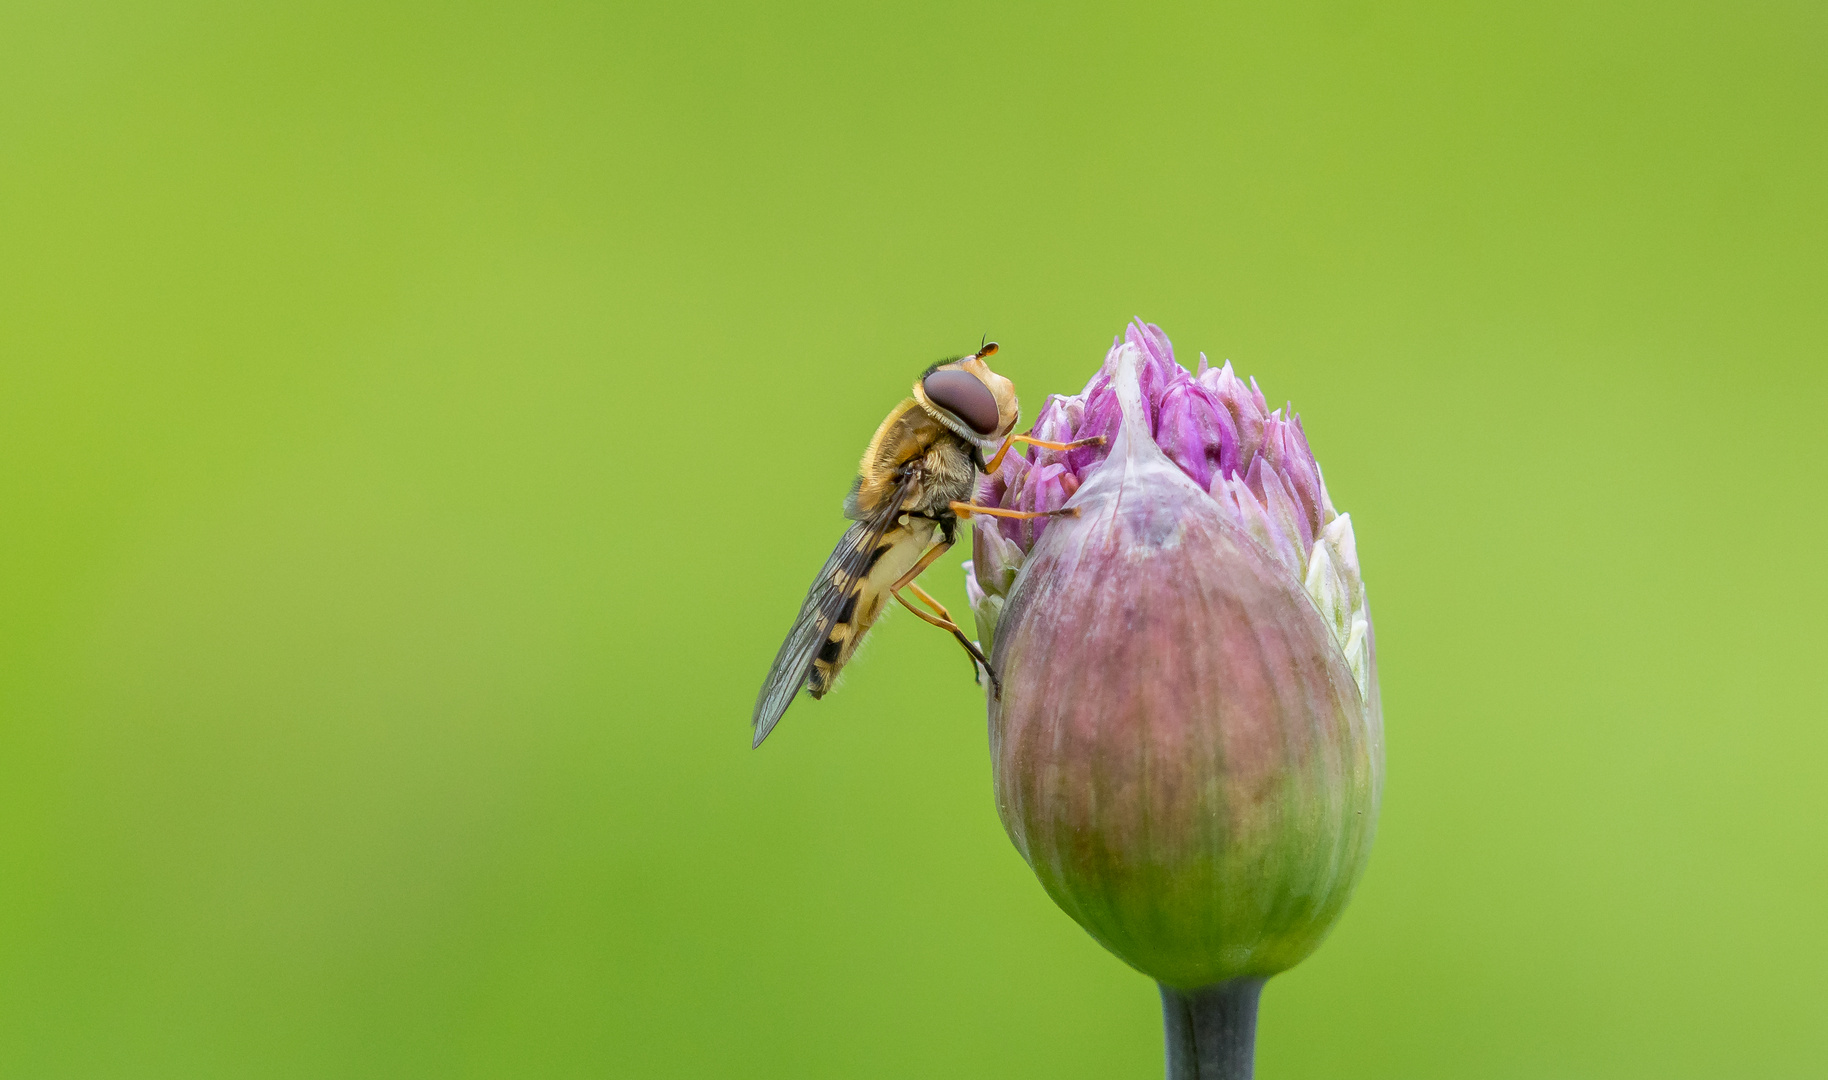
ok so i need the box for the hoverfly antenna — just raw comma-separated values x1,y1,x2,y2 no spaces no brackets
976,341,1000,360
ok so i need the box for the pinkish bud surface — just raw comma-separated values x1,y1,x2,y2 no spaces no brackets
967,322,1381,991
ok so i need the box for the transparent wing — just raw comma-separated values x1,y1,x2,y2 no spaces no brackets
752,471,916,747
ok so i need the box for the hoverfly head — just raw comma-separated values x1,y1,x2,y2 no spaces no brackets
914,341,1020,447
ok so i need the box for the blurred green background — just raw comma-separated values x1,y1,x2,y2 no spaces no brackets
3,1,1824,1076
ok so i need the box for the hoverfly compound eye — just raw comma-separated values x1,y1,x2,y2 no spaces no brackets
923,370,1000,435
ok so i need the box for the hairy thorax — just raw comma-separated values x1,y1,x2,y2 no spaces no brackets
848,400,981,522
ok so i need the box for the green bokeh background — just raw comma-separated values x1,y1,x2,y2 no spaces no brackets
4,2,1824,1076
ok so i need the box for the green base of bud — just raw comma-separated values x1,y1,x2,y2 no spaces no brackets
1160,979,1264,1080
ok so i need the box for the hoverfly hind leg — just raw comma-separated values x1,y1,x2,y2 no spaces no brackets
970,649,1003,699
896,581,999,697
892,579,999,697
945,623,999,698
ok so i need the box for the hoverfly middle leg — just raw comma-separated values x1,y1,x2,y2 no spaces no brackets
947,500,1082,522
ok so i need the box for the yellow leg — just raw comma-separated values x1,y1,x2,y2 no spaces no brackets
983,436,1016,473
893,588,957,631
888,542,1001,696
1019,434,1105,452
949,500,1080,521
890,540,954,592
904,581,955,623
984,433,1105,473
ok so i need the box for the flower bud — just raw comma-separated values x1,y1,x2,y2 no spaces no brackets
972,322,1381,994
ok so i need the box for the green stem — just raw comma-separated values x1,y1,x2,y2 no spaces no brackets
1159,979,1264,1080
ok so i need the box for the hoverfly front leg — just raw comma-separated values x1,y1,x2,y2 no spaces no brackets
983,433,1106,473
886,540,1002,697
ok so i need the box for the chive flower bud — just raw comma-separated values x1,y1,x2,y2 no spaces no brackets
963,322,1382,1078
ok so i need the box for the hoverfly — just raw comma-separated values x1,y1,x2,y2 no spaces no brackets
752,343,1104,747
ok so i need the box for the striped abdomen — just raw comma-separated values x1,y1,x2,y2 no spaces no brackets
807,516,938,697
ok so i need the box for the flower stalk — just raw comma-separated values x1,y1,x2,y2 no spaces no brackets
1160,980,1264,1080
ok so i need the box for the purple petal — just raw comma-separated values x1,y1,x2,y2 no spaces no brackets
1255,460,1314,565
1026,393,1083,471
1155,379,1239,489
1198,360,1267,471
1260,415,1326,541
1013,461,1072,549
1246,375,1271,417
1067,381,1122,477
1286,414,1337,526
985,447,1032,543
1125,320,1181,418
